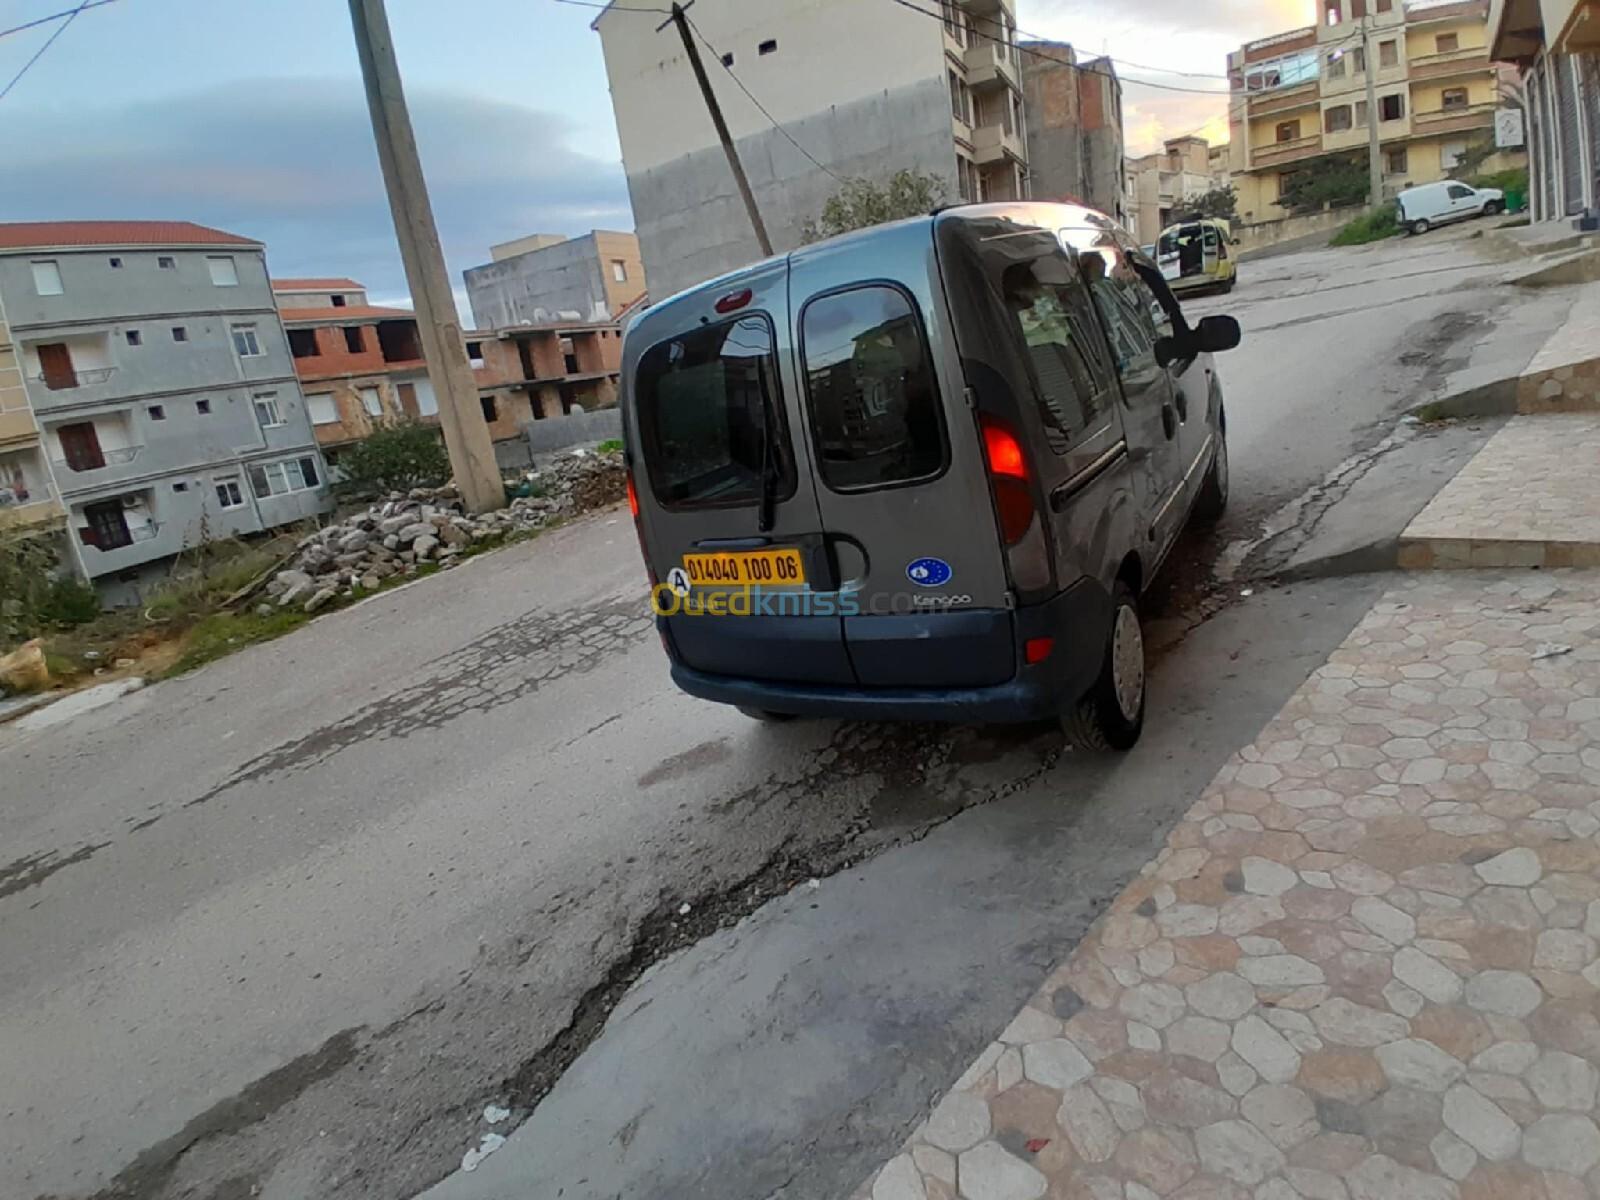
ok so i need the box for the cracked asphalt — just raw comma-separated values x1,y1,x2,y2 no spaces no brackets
0,224,1532,1200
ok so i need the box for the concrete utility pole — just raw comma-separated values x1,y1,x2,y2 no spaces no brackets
1362,17,1384,210
662,2,774,257
347,0,504,514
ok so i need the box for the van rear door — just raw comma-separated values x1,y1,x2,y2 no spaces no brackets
788,231,1015,688
630,261,854,685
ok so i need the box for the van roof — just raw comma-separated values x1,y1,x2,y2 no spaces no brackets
633,200,1119,332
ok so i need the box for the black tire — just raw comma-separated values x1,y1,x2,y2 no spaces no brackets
1411,218,1431,235
737,706,796,723
1484,200,1504,216
1195,426,1229,522
1061,582,1146,752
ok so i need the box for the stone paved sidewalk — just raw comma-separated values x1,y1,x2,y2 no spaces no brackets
853,570,1600,1200
1400,414,1600,569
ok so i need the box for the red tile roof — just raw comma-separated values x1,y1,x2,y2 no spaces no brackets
278,305,414,323
0,220,257,250
272,277,365,292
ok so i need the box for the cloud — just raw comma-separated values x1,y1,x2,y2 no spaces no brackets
0,78,633,310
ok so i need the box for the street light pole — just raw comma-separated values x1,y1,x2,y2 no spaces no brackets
347,0,504,514
1362,16,1384,209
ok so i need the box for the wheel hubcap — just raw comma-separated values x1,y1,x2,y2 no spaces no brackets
1111,604,1145,722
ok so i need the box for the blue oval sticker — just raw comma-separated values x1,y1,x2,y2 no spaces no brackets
906,557,953,588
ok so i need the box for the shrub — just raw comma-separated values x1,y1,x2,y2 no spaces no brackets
596,438,624,454
801,170,946,243
0,533,98,646
1469,167,1529,196
1331,206,1399,246
338,420,451,494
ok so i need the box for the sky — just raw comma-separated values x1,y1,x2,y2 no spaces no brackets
0,0,1315,311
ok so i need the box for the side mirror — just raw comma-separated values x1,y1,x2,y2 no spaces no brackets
1154,315,1242,367
1194,314,1242,353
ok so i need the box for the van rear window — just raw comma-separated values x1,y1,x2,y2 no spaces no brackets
635,314,792,509
800,285,945,491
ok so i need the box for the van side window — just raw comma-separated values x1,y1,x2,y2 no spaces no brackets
800,285,946,491
999,255,1117,454
1077,243,1173,374
635,314,794,509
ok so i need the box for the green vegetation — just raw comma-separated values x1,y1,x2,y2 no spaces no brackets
336,419,451,495
595,438,624,454
801,169,946,243
1174,185,1238,224
1280,152,1369,215
1,534,101,647
1330,206,1400,246
167,607,311,676
1469,166,1529,195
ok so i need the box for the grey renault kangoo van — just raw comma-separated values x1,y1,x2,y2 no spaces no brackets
620,202,1241,750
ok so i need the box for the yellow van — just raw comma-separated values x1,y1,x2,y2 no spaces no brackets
1157,218,1238,295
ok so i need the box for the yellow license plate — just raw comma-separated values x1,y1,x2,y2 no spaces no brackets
682,547,807,587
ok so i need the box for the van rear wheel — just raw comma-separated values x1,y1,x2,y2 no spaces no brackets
1411,218,1431,235
1061,582,1146,752
1195,428,1229,522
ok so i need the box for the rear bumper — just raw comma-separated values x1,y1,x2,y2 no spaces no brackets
665,578,1110,725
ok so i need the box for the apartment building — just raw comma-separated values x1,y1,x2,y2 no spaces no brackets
1020,42,1126,219
0,289,71,571
463,231,645,329
468,320,623,440
1124,137,1220,245
593,0,1030,299
273,278,436,463
1489,0,1599,220
1227,0,1526,225
0,221,329,605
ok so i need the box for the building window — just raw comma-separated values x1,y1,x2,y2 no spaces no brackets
196,399,212,415
1435,32,1459,53
758,38,777,54
172,326,188,342
232,323,263,357
359,386,382,417
1441,139,1469,169
1326,52,1346,78
253,392,284,429
288,329,319,358
82,499,133,550
466,341,485,367
1378,40,1398,68
148,404,166,421
611,260,628,283
342,326,364,354
158,256,175,270
31,260,63,296
1385,146,1409,174
125,329,142,347
1325,0,1342,24
172,481,189,493
1324,105,1353,133
1355,100,1368,125
948,70,971,124
206,255,239,286
1441,86,1469,110
306,393,339,425
1375,0,1391,10
1380,93,1405,121
481,395,498,422
215,477,245,509
721,52,733,66
1276,171,1301,200
249,457,320,498
331,295,347,308
1276,120,1301,143
108,257,123,269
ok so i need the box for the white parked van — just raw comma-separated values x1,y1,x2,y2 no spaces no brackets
1395,180,1506,235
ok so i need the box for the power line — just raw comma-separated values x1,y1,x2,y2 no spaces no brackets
547,0,669,11
0,0,94,103
684,12,844,184
0,0,118,43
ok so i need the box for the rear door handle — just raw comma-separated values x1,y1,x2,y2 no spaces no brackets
1161,404,1178,440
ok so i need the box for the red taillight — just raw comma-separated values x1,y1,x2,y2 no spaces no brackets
980,415,1036,547
625,470,656,585
1025,636,1055,665
714,288,753,314
626,473,640,519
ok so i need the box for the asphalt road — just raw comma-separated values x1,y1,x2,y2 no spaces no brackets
0,224,1533,1200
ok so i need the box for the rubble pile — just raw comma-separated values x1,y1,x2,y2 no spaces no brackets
262,448,627,614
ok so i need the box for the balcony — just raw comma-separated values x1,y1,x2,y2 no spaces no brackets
1247,80,1321,117
964,39,1019,90
0,455,63,533
1408,47,1492,78
1414,99,1497,133
31,366,116,391
1252,133,1326,167
972,122,1026,165
52,445,142,472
